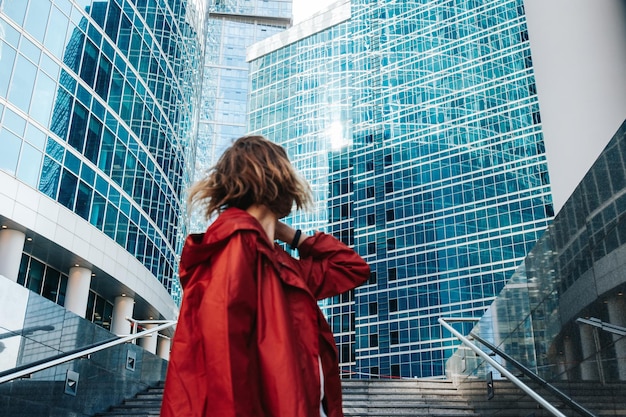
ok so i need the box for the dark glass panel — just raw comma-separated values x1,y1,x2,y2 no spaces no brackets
42,268,61,303
75,180,92,220
68,102,88,152
80,39,98,86
103,202,118,239
58,169,78,210
58,274,68,306
98,127,115,174
84,116,102,164
104,2,121,42
17,254,29,286
94,55,112,100
90,192,106,229
26,258,45,294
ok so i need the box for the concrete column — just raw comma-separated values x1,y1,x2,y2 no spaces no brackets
579,324,600,380
0,229,26,282
563,336,577,380
157,337,171,361
607,295,626,380
555,343,567,381
65,266,92,317
138,323,158,354
111,295,134,336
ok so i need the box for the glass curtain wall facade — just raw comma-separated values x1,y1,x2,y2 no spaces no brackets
0,0,206,306
191,0,291,232
249,1,355,368
248,0,554,378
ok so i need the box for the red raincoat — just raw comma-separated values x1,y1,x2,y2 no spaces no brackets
160,208,369,417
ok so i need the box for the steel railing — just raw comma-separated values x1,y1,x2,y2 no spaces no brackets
469,331,595,417
439,317,570,417
0,319,176,384
576,317,626,336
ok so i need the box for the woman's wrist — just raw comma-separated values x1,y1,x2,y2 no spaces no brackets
290,229,302,249
276,222,308,249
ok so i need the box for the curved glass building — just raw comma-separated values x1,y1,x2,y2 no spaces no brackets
0,0,206,334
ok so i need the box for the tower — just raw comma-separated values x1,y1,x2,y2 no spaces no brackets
248,0,554,378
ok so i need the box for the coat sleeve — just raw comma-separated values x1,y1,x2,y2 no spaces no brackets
296,232,370,300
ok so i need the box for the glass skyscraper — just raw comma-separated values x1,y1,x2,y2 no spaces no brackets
0,0,205,325
191,0,291,232
248,0,554,378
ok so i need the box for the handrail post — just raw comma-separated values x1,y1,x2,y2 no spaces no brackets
439,317,569,417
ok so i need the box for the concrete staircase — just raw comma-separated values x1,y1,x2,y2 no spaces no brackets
94,379,479,417
94,383,163,416
342,379,479,416
91,376,626,417
456,379,626,417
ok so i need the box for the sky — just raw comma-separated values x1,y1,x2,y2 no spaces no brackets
292,0,338,23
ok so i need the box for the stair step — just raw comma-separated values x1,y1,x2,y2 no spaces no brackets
94,379,626,417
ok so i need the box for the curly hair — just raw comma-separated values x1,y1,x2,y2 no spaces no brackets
188,135,312,219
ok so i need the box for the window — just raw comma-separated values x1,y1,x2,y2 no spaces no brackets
388,267,397,281
389,299,398,312
341,344,350,363
369,334,378,347
58,169,78,210
368,242,376,254
369,302,377,315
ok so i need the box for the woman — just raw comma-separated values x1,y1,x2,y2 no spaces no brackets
160,135,370,417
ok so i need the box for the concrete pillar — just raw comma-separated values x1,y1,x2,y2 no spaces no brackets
579,324,600,380
555,342,567,381
0,229,26,282
563,336,577,380
138,323,158,354
607,295,626,380
65,266,92,317
556,356,566,380
111,295,134,336
157,337,171,361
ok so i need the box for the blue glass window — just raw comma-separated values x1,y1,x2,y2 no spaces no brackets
8,55,36,112
17,142,42,187
0,128,22,175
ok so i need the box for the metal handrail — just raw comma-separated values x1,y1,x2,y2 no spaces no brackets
470,331,595,417
439,317,568,417
126,318,175,339
576,317,626,336
0,320,176,384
